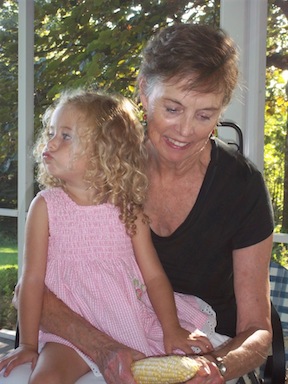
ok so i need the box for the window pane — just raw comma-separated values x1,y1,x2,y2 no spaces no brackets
0,216,18,265
0,1,18,210
264,1,288,238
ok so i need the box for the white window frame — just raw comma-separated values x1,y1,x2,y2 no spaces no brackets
0,0,34,276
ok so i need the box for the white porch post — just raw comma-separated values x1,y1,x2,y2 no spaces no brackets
18,0,34,276
220,0,268,172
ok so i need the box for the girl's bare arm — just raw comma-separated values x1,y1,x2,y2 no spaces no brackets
0,195,48,375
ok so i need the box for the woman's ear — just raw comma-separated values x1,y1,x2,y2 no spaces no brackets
138,78,148,110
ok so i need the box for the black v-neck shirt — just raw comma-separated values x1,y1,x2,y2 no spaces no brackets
151,138,274,337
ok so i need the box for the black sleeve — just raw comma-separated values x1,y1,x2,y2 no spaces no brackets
231,168,274,249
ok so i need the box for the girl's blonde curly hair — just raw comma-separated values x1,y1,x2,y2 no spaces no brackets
34,88,149,236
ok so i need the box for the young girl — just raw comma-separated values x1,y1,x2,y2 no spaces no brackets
0,89,226,383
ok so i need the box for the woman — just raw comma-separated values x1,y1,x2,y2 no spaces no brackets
4,23,274,384
134,23,273,383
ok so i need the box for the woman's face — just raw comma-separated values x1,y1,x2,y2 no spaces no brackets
140,78,224,165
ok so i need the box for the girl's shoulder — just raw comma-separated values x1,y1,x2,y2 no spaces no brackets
37,188,69,210
37,187,65,200
37,187,62,196
27,191,49,219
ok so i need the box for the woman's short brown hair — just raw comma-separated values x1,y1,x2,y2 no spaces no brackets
137,23,239,106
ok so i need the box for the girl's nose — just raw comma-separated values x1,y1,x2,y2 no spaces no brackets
47,136,58,151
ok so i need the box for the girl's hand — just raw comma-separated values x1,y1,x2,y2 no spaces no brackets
164,327,214,355
0,344,38,377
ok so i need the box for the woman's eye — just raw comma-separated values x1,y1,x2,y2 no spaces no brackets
166,107,178,113
199,115,211,121
47,131,54,139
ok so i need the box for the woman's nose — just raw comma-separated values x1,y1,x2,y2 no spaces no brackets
177,115,194,136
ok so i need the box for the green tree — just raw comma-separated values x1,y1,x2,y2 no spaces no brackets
0,0,18,209
265,0,288,233
32,0,220,104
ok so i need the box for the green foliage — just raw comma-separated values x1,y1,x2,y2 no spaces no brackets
0,254,17,266
267,0,288,70
0,245,17,266
272,243,288,268
0,217,17,246
0,265,18,330
264,63,288,233
0,1,18,209
32,0,220,108
264,0,288,241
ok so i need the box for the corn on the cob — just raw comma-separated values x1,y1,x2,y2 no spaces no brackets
131,355,199,384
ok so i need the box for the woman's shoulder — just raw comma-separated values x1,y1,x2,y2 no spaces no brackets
212,137,260,176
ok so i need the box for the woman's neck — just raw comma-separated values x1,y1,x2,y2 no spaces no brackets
147,139,211,180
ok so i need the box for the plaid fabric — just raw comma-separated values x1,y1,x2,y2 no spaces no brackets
269,261,288,368
270,261,288,334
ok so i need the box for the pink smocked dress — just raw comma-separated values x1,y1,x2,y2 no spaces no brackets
39,188,218,376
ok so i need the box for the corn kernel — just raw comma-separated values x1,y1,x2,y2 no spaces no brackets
131,355,199,384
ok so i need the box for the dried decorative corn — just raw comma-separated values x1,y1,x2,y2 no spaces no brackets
131,355,199,384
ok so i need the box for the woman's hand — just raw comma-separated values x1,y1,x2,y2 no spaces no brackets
0,344,38,377
186,356,225,384
95,342,145,384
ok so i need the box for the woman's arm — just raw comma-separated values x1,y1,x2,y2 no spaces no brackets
203,234,273,381
14,274,145,383
40,288,144,383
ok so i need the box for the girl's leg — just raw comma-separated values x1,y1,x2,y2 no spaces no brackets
29,342,91,384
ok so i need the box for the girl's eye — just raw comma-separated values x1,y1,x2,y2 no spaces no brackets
62,133,71,140
47,131,54,139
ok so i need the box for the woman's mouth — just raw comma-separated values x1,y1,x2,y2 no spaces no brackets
165,136,190,149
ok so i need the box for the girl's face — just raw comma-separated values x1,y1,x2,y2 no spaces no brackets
42,104,88,184
140,78,224,166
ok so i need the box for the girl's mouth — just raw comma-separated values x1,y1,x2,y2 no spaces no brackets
42,151,53,159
